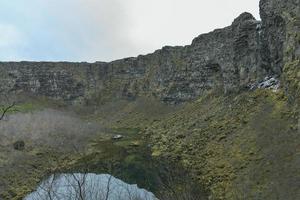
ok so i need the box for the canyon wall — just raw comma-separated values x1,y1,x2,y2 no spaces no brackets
0,0,299,104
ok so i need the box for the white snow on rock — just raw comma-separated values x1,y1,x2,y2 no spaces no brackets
248,76,280,92
112,134,124,140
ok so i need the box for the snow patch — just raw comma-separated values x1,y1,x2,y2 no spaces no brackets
248,76,280,92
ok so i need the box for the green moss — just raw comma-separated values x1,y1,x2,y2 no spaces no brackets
0,148,74,200
69,129,163,192
283,59,300,103
111,127,141,135
11,103,40,113
146,89,298,199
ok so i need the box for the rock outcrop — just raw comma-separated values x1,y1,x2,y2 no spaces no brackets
0,0,298,105
260,0,300,103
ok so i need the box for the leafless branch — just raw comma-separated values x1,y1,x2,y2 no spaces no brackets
0,102,15,121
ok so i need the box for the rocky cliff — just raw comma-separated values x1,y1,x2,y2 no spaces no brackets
1,0,298,106
1,0,299,105
0,4,278,104
260,0,300,103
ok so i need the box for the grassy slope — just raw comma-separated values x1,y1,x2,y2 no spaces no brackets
146,90,300,199
1,89,299,200
0,97,179,200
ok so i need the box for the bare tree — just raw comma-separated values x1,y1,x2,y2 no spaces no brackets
104,175,113,200
25,172,157,200
0,89,16,121
0,102,15,120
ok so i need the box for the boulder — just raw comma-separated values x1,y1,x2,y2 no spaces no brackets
112,135,123,140
13,140,25,151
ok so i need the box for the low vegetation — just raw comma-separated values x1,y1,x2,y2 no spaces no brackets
146,89,299,199
0,97,206,200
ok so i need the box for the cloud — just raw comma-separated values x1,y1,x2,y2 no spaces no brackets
34,0,136,61
0,23,27,60
0,0,134,61
0,0,260,62
0,24,24,47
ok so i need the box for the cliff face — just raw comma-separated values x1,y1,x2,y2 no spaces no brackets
0,12,265,104
260,0,300,103
0,0,298,105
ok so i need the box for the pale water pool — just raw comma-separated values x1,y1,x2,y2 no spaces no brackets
24,173,157,200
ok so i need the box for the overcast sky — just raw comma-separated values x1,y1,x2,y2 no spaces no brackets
0,0,260,62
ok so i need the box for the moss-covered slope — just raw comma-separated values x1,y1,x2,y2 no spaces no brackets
146,90,299,199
